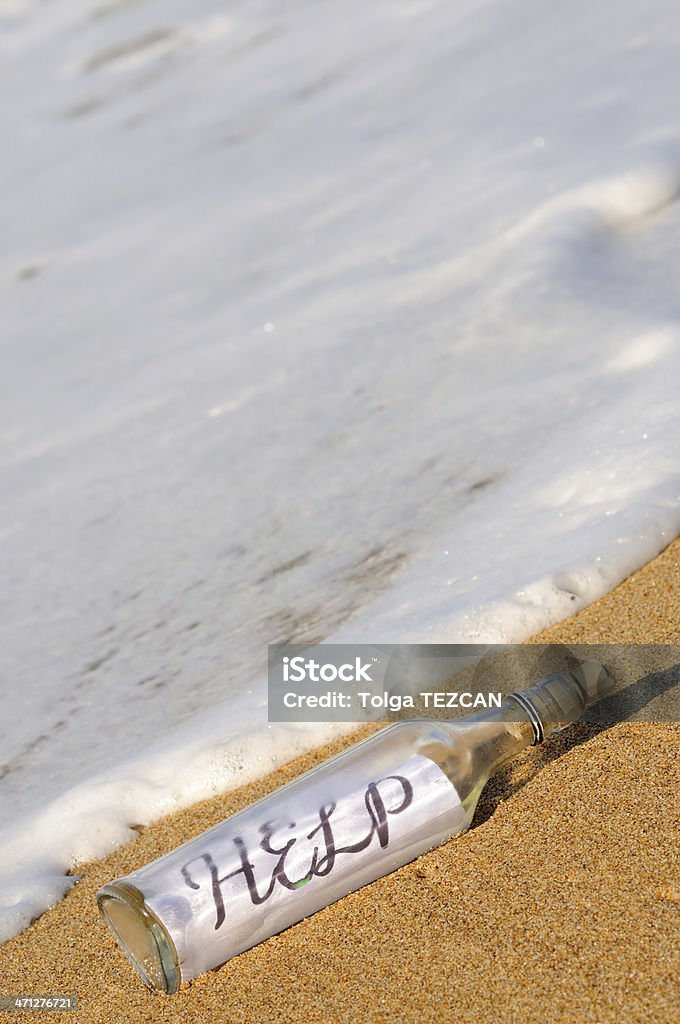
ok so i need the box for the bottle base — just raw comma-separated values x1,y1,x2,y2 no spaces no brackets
97,881,181,995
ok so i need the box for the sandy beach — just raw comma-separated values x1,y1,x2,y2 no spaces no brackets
1,538,678,1023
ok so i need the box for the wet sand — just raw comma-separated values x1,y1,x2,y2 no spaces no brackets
1,538,678,1023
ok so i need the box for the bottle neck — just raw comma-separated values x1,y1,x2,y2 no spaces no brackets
437,700,535,810
433,662,615,813
454,700,535,769
507,661,616,743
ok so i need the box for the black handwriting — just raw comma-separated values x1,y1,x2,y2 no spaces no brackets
180,773,414,930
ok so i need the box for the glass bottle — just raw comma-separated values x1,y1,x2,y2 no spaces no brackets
97,660,615,993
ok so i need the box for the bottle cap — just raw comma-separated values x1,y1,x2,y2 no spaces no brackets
570,659,618,705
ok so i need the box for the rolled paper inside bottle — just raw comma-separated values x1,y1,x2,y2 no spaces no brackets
97,743,465,992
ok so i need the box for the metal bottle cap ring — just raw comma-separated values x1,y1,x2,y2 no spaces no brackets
507,691,544,745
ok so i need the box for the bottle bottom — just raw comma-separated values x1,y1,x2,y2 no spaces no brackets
97,881,181,995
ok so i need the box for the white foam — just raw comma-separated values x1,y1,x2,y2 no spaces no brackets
1,0,680,942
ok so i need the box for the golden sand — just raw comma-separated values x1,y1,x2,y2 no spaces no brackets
1,539,679,1023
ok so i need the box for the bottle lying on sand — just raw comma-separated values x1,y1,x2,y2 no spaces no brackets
97,660,615,993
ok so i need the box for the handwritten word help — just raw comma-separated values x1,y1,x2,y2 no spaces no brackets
180,773,414,930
